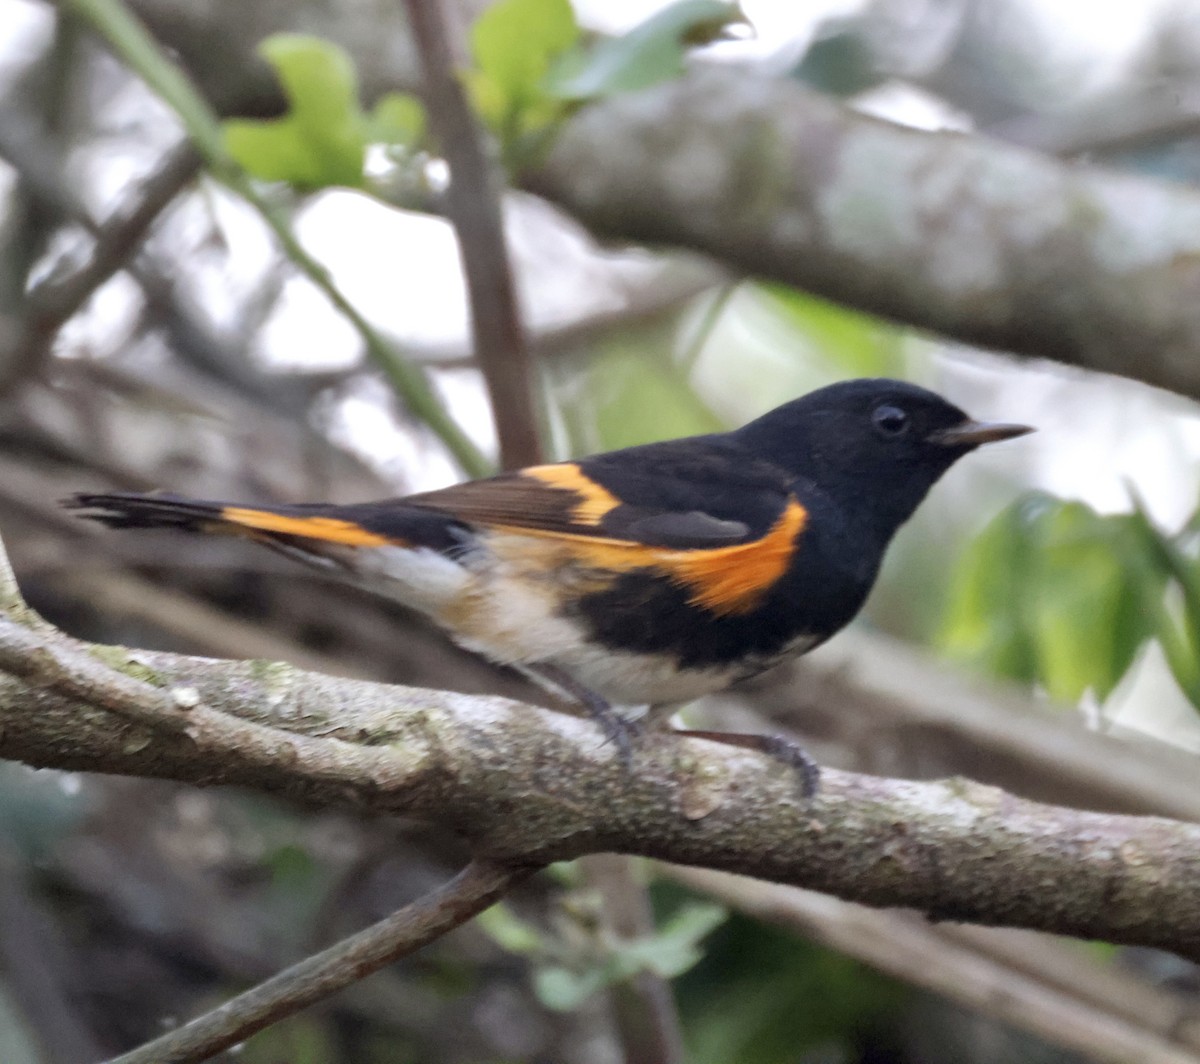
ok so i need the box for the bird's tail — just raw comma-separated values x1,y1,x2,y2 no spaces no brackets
67,491,393,544
66,492,431,582
65,490,471,561
69,492,235,533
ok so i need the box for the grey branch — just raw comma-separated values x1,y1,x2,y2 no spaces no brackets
529,68,1200,400
90,5,1200,397
666,867,1200,1064
2,536,1200,960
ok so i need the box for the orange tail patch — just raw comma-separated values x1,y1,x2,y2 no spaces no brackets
220,507,399,547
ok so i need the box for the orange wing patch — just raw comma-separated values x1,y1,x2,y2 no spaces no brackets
220,507,398,547
667,499,807,613
493,498,807,616
521,464,621,526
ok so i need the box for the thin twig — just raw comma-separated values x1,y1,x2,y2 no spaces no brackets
57,0,490,477
107,858,533,1064
580,856,686,1064
404,0,542,469
0,844,105,1064
0,142,202,396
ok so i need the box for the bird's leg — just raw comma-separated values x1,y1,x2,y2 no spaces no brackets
529,664,639,767
672,729,820,798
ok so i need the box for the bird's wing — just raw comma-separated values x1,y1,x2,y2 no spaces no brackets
401,454,808,617
404,448,793,548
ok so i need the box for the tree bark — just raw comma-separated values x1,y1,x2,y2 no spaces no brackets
3,537,1200,961
529,68,1200,400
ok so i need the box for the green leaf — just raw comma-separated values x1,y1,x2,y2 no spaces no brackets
615,902,727,980
938,495,1166,703
793,22,884,96
938,494,1047,686
534,965,609,1011
368,92,427,150
547,0,746,100
1125,499,1200,708
530,902,726,1010
467,0,579,138
266,841,317,888
1027,504,1146,702
475,902,545,955
1095,514,1167,697
223,34,367,189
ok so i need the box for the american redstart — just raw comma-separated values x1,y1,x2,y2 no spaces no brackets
68,378,1032,795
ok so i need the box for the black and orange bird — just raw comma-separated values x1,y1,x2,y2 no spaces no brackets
68,379,1031,793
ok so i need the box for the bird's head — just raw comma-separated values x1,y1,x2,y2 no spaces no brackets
735,378,1032,538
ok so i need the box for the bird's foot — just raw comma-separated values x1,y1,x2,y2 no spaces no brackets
672,729,820,799
587,699,640,769
530,664,639,769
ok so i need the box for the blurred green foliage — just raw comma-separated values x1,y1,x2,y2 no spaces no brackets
223,35,426,190
792,21,885,97
478,891,728,1012
466,0,579,165
547,0,746,100
470,0,744,166
674,903,904,1064
224,1,749,187
939,492,1200,712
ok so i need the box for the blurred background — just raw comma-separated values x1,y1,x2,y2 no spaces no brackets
5,0,1200,1061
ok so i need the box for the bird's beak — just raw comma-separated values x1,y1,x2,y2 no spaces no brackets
928,420,1035,447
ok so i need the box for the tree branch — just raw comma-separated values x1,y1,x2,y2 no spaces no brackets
666,867,1200,1064
0,136,201,397
2,535,1200,960
528,67,1200,402
404,0,541,470
108,858,531,1064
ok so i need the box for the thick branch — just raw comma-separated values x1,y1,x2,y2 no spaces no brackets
92,4,1200,397
529,68,1200,400
3,579,1200,959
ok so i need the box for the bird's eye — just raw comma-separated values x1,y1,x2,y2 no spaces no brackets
872,404,909,437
